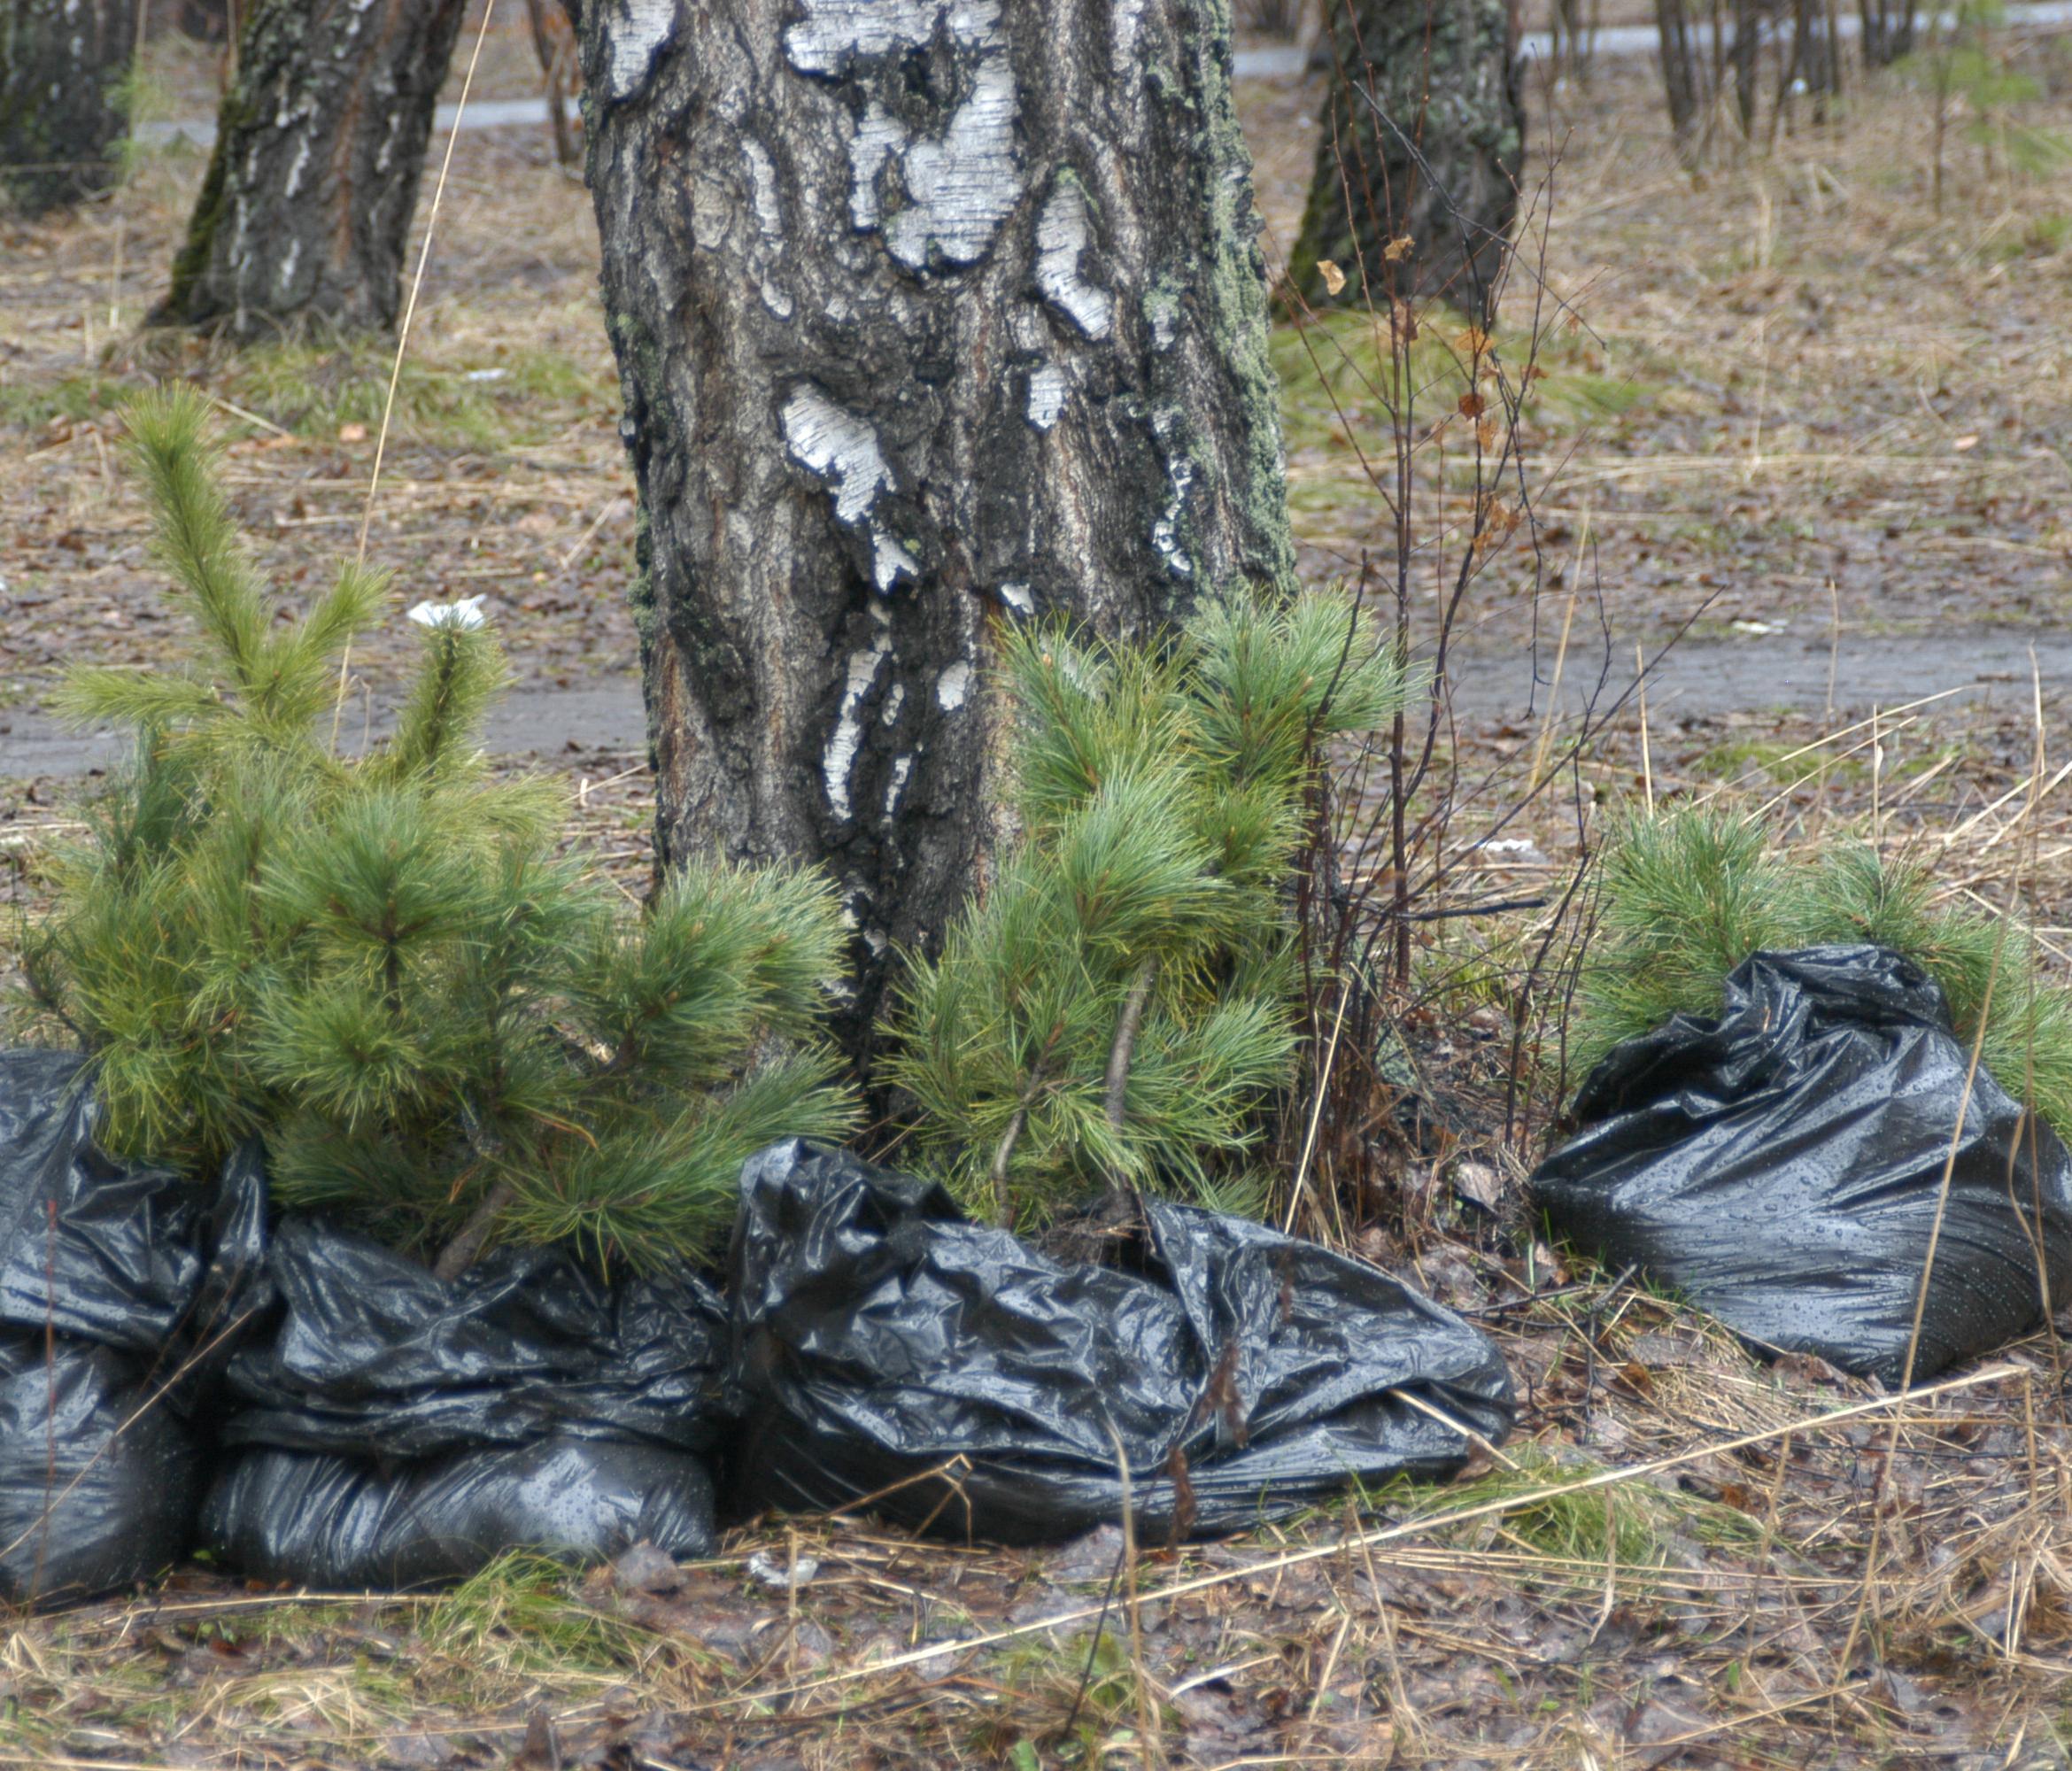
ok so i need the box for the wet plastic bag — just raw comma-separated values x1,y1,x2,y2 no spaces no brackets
0,1050,259,1604
0,1334,200,1605
0,1050,223,1354
205,1218,727,1583
1533,946,2072,1383
204,1436,716,1589
726,1141,1516,1544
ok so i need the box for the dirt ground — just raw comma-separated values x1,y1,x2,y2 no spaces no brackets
7,11,2072,1770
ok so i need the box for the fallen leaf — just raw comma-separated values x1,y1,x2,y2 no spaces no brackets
610,1540,683,1596
337,421,367,443
1452,1160,1503,1212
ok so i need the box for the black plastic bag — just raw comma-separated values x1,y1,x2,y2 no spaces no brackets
0,1051,264,1604
204,1435,716,1589
726,1141,1516,1544
1533,946,2072,1382
220,1218,729,1459
206,1218,726,1584
0,1333,201,1605
0,1050,213,1354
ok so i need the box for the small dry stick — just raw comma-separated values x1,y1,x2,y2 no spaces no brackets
1635,641,1653,814
689,1363,2016,1713
1839,905,2011,1676
1281,977,1353,1236
1102,1418,1161,1771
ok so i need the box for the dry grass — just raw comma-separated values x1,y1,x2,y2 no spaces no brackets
6,12,2072,1769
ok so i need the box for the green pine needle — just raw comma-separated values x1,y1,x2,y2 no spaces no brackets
887,587,1418,1228
13,394,854,1274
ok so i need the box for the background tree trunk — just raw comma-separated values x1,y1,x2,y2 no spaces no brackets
1285,0,1524,323
1859,0,1914,66
151,0,230,43
153,0,468,338
0,0,135,217
523,0,582,168
581,0,1298,1057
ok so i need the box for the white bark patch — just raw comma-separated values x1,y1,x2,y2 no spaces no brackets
884,45,1017,268
741,139,793,318
1152,452,1198,580
784,387,920,592
1110,0,1146,72
788,0,1022,271
1026,362,1069,431
602,0,677,104
881,682,906,726
873,533,920,592
1034,179,1111,339
883,753,915,820
785,0,940,72
846,104,906,230
1148,406,1198,579
743,139,783,236
998,582,1034,617
782,387,893,524
824,634,892,824
936,661,972,711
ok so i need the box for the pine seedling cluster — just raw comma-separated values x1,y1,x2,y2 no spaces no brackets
19,390,854,1273
1577,804,2072,1141
886,593,1417,1228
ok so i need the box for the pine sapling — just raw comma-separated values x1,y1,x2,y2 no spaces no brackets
886,592,1416,1228
17,389,855,1275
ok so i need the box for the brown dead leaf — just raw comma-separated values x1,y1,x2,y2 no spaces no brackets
1382,234,1414,262
1317,259,1347,297
337,421,368,443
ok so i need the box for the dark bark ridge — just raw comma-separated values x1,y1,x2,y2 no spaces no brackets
0,0,135,217
583,0,1297,1048
1287,0,1523,322
155,0,469,337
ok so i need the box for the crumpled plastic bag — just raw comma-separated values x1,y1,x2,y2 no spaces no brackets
1533,946,2072,1383
726,1141,1516,1544
0,1334,200,1605
0,1051,258,1604
203,1436,715,1589
219,1217,727,1459
0,1049,262,1362
205,1217,726,1584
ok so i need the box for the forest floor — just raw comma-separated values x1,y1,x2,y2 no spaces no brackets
6,15,2072,1771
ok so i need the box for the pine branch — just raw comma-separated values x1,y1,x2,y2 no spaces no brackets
1104,957,1156,1135
433,1179,514,1280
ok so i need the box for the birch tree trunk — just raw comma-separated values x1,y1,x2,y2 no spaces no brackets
1286,0,1523,323
0,0,135,217
153,0,468,337
581,0,1297,1054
